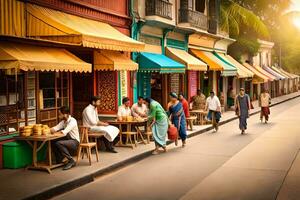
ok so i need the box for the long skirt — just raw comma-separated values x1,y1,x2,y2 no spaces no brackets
239,115,248,130
152,118,168,147
172,116,187,141
261,107,270,120
90,125,119,142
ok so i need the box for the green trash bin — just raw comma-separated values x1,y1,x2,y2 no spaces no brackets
3,141,47,169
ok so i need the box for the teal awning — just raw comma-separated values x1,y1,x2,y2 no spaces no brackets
138,52,185,73
212,52,237,77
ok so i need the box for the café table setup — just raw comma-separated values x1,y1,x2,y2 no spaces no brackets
106,116,149,148
189,109,208,125
15,124,66,173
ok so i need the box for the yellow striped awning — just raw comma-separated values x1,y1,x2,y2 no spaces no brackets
190,49,223,71
94,50,138,71
165,47,207,71
225,55,254,78
243,63,268,84
0,42,92,72
26,4,145,52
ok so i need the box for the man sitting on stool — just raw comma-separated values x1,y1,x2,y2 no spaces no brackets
51,106,80,170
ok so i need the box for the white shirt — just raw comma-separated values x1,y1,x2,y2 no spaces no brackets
131,103,148,117
82,104,99,127
117,105,132,118
206,96,221,111
52,116,80,142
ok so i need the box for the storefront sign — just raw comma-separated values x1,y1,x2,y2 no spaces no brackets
189,71,197,97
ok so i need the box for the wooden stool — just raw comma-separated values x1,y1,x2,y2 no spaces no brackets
77,127,99,165
122,132,138,149
186,116,197,131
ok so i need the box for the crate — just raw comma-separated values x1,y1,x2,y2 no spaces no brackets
3,141,47,169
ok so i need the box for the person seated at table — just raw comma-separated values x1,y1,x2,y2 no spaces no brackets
178,93,190,118
191,90,206,110
50,106,80,170
117,97,132,121
131,96,148,118
82,96,119,153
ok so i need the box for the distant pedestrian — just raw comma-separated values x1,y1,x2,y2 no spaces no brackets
191,89,206,110
259,89,271,123
169,92,187,147
178,93,190,118
205,91,221,132
235,88,251,134
144,98,168,155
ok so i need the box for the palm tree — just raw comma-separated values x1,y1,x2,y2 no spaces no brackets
220,0,269,38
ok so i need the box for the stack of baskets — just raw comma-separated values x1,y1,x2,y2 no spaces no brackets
19,124,51,137
19,125,34,137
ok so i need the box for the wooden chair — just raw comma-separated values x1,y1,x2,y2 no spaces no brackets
77,126,99,165
186,116,197,131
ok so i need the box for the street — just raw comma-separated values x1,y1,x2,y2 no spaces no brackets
53,97,300,200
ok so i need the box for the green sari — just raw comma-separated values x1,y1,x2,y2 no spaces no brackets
148,100,168,147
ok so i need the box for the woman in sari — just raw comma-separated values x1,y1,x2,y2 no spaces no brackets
259,89,271,123
144,98,169,155
235,88,251,134
168,92,187,147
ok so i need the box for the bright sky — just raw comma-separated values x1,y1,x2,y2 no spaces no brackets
289,0,300,11
289,0,300,29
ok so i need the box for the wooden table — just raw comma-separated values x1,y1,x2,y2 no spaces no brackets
15,133,65,173
107,120,148,147
189,110,208,125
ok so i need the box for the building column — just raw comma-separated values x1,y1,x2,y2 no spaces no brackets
213,71,217,93
222,77,228,110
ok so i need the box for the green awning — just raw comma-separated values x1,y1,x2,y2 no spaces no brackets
138,52,185,73
212,52,237,77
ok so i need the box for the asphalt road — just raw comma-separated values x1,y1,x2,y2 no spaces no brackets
54,97,300,200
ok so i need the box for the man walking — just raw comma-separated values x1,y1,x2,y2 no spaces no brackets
205,91,221,132
235,88,251,134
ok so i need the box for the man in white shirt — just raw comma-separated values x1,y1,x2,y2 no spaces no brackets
131,96,148,118
51,106,79,170
117,97,132,121
82,96,119,153
205,91,221,132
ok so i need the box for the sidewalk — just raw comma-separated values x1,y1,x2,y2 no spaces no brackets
0,92,299,200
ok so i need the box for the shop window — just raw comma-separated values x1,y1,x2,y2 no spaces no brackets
39,72,55,109
195,0,206,13
56,72,69,108
0,71,25,134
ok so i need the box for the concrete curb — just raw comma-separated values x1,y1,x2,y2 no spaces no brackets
24,94,300,200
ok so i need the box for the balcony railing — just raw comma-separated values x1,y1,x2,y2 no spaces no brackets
179,9,208,30
208,18,218,34
146,0,172,20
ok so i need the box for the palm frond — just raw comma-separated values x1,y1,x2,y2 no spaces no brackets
220,0,269,38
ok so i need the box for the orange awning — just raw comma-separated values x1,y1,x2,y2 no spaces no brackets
94,50,138,71
26,4,145,52
190,49,223,71
0,42,92,72
243,63,268,83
